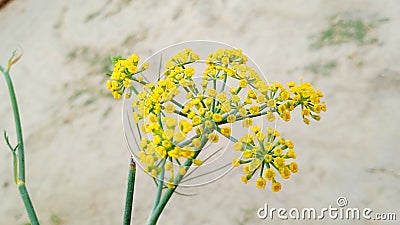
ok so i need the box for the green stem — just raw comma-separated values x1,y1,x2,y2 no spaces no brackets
211,79,217,112
123,158,136,225
170,99,183,109
2,67,25,181
220,73,228,93
18,182,39,225
146,165,186,225
157,54,163,82
150,159,165,214
12,150,18,184
147,136,207,225
218,110,271,126
4,131,19,184
188,78,200,95
1,62,40,225
215,127,238,143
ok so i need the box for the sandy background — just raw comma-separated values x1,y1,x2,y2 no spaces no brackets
1,0,399,224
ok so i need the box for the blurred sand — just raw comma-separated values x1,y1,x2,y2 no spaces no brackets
0,0,399,224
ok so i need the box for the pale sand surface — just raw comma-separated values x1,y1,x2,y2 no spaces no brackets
0,0,399,224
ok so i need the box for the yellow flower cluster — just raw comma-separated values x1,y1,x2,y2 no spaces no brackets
269,81,327,124
106,47,326,191
106,54,149,99
203,49,268,95
138,132,199,188
166,48,200,69
232,127,297,192
133,78,180,118
206,48,247,66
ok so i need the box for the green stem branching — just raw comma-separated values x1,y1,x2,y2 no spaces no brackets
1,53,40,225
